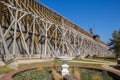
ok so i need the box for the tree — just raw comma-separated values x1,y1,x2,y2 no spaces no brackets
108,29,120,58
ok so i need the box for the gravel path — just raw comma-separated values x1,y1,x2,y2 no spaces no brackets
0,58,53,66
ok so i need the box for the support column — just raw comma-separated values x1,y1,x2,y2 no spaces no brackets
12,11,18,56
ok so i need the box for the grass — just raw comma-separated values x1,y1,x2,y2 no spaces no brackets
0,60,102,75
68,62,102,69
74,54,117,62
93,57,117,62
91,54,117,62
19,61,102,70
0,66,14,75
73,58,98,62
18,60,62,69
2,54,116,75
18,62,53,69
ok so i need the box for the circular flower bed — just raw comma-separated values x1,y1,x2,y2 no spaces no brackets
1,66,120,80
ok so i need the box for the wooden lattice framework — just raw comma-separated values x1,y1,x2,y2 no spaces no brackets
0,0,110,62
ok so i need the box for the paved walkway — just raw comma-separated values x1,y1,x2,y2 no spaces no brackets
17,58,54,64
0,58,54,66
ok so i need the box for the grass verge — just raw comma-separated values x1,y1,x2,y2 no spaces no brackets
0,60,102,75
0,66,14,75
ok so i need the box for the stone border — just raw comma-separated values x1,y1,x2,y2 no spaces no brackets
1,66,120,80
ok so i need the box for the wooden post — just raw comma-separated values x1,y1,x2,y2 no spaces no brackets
12,10,18,55
0,25,11,61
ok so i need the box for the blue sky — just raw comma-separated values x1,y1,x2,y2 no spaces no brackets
38,0,120,43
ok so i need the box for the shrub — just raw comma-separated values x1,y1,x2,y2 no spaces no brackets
92,74,101,80
73,68,80,80
36,67,44,73
51,69,62,80
73,71,80,80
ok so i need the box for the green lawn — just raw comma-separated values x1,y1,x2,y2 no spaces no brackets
92,54,117,62
74,54,117,62
0,66,14,75
0,60,102,75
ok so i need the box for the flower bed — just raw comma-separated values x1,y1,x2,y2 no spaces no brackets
1,66,120,80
